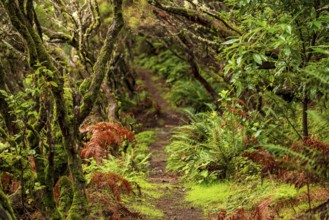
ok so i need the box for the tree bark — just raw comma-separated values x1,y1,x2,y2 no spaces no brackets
0,61,18,134
302,92,309,139
147,0,240,38
78,0,124,124
0,188,16,220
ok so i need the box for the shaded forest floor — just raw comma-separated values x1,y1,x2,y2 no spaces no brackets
135,68,205,220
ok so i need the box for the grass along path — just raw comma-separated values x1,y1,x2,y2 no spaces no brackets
136,68,205,220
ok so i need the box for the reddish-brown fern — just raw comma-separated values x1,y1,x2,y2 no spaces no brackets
80,122,135,163
216,209,227,220
304,137,329,154
225,209,249,220
244,148,278,177
253,199,274,220
90,172,133,201
1,172,20,194
88,172,141,219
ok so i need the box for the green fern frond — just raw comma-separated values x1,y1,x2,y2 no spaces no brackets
264,144,312,164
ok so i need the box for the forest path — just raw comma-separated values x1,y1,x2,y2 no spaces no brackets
136,68,205,220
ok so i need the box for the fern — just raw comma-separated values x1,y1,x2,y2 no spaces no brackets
88,172,141,219
304,57,329,86
167,80,214,111
80,122,135,163
138,49,189,83
262,137,329,185
308,110,329,143
90,172,132,201
253,199,274,220
166,109,248,183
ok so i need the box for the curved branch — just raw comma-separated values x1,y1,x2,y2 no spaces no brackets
78,0,124,124
147,0,239,39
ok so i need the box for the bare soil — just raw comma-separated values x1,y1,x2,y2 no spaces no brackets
136,68,205,220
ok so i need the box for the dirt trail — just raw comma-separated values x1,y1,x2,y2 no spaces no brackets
137,68,205,220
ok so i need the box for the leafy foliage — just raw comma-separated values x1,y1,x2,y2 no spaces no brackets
81,130,154,219
166,107,249,183
166,79,214,111
138,49,218,111
138,49,189,84
82,130,153,187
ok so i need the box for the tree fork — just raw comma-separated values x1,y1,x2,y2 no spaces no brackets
78,0,124,124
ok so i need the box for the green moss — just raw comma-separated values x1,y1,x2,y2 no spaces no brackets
66,190,88,220
23,169,36,190
184,180,306,215
130,204,164,218
0,188,16,220
185,181,233,213
135,178,165,199
65,152,88,220
267,183,302,201
78,79,90,96
58,176,73,216
124,178,165,218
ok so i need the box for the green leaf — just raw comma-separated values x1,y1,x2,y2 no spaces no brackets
45,69,54,77
0,89,8,97
200,170,209,178
252,53,262,65
286,25,292,34
237,56,243,66
222,38,240,45
283,48,291,56
311,47,329,55
49,81,58,87
25,77,33,86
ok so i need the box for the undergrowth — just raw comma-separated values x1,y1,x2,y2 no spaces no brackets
82,129,158,219
138,50,189,83
184,180,311,218
166,107,251,183
138,49,218,111
83,130,155,181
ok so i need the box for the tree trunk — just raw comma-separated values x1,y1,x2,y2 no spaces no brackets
302,92,309,139
0,187,16,220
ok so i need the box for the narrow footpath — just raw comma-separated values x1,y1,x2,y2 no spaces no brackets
137,68,205,220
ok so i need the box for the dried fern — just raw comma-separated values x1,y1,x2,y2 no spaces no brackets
80,122,135,163
90,172,133,201
225,209,249,220
88,172,141,219
253,199,274,220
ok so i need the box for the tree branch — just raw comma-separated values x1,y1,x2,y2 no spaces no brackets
78,0,124,124
147,0,239,39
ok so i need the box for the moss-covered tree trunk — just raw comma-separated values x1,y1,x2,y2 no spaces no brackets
0,185,16,220
0,61,17,135
0,0,124,219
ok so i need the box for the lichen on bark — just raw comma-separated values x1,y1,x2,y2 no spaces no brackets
0,187,16,220
58,176,73,217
